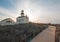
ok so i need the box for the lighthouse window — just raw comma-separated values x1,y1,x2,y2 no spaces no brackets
19,19,24,22
18,20,21,22
21,19,24,21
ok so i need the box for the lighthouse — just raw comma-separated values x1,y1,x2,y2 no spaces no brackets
16,10,29,24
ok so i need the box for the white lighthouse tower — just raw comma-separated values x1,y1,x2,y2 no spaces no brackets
16,10,29,24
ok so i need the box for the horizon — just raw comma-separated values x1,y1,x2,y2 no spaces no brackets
0,0,60,24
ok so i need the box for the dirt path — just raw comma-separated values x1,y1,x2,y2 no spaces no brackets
31,26,56,42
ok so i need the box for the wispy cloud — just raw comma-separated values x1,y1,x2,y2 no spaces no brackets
0,6,18,21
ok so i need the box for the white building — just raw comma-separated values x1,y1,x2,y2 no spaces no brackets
0,18,15,25
0,10,29,25
16,10,29,24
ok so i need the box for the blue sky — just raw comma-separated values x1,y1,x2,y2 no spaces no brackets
0,0,60,24
0,0,14,9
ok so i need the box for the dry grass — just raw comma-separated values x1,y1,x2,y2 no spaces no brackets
0,22,48,42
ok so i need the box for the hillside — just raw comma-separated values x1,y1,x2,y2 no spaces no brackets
0,23,48,42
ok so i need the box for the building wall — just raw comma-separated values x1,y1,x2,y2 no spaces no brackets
0,19,15,25
16,17,29,24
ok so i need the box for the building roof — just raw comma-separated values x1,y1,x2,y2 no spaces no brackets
1,18,15,22
17,16,25,18
17,15,29,19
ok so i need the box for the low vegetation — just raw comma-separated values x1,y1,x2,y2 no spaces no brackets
0,22,48,42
